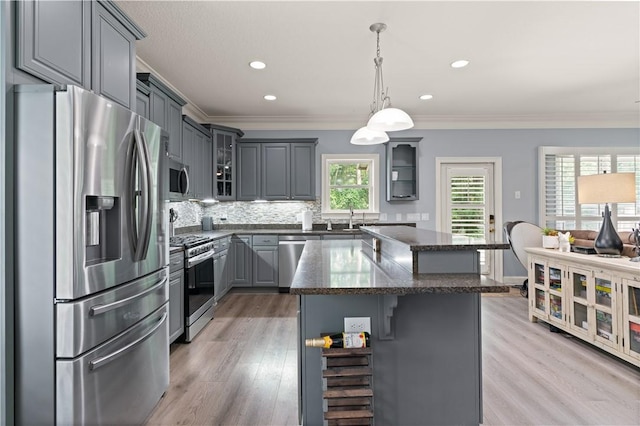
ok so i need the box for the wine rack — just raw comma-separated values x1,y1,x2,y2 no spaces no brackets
321,347,374,425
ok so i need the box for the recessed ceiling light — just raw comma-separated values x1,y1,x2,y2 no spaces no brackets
451,59,470,69
264,95,277,101
249,61,266,70
419,94,433,100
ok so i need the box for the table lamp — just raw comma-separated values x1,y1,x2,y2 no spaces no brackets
577,172,636,257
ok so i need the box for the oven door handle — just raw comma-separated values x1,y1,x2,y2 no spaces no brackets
89,277,167,316
187,250,215,268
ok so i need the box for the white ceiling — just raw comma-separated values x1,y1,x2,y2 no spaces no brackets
116,0,640,130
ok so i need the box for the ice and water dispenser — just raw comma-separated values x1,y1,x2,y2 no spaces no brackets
85,195,120,265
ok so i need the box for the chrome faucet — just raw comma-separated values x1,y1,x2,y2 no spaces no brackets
348,205,354,230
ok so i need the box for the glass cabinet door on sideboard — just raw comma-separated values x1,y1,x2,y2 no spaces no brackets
568,266,618,349
622,277,640,361
530,257,565,325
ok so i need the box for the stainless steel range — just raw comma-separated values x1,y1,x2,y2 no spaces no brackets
170,234,216,342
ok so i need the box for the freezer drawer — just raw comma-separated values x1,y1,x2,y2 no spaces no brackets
56,268,168,358
56,303,169,425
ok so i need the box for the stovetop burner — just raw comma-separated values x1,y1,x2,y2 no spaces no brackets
169,234,212,248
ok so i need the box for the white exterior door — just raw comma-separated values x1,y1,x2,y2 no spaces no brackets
437,159,502,279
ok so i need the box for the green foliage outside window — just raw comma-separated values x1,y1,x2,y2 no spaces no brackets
329,162,371,210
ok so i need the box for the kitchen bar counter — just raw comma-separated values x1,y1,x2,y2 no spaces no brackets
290,240,509,295
294,233,509,425
360,225,509,251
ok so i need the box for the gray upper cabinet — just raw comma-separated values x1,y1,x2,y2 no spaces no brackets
16,0,91,88
181,116,213,200
386,137,422,201
237,143,261,201
203,124,244,201
290,142,316,200
262,143,289,200
237,139,317,201
92,1,138,108
16,0,145,108
135,80,150,119
137,73,187,161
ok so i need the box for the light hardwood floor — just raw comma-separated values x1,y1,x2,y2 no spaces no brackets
145,291,640,425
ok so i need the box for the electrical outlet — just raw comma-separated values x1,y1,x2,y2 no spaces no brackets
344,317,371,334
407,213,420,221
395,213,402,221
380,213,387,221
421,213,430,221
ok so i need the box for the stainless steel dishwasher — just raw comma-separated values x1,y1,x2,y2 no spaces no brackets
278,235,320,290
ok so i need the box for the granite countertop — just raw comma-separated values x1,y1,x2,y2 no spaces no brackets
360,225,510,251
290,240,509,295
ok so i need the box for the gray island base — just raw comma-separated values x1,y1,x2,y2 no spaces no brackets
291,227,509,425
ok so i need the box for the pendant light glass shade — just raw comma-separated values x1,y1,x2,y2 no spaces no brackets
350,126,389,145
350,23,413,145
367,107,414,132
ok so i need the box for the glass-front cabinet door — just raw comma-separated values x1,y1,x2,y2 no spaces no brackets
568,266,591,338
530,257,565,324
622,277,640,361
568,266,618,348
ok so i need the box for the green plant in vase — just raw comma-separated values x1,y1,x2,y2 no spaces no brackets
542,228,559,248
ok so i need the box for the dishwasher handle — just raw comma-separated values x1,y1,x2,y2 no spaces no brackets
278,240,307,245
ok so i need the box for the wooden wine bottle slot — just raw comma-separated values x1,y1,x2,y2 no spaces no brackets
321,346,373,425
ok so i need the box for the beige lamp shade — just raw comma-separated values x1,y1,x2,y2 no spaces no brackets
577,172,637,204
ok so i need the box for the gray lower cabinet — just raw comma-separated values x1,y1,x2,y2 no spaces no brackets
231,236,252,287
237,139,317,201
169,252,184,344
213,237,230,302
253,235,279,287
137,72,187,160
16,0,144,109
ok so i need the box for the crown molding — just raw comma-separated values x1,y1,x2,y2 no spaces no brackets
203,112,640,131
135,58,639,131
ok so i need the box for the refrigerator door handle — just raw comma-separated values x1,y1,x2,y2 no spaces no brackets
124,132,139,257
136,130,153,261
89,276,168,316
88,311,168,371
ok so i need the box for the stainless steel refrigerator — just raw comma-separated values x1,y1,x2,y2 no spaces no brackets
14,85,170,424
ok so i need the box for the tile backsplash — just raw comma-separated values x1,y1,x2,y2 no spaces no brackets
169,200,322,229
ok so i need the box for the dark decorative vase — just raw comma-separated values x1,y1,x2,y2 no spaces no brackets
594,204,623,256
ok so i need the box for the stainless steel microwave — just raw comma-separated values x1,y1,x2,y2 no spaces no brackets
167,158,189,201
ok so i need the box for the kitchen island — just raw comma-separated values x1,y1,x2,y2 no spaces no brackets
291,226,509,425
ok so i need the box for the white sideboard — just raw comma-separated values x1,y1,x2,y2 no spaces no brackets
525,247,640,367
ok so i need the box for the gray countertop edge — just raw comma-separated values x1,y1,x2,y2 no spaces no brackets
360,226,510,251
289,284,510,295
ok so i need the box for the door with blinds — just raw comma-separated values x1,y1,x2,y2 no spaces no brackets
440,163,495,275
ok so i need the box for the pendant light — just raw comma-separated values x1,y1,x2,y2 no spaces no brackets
350,23,413,145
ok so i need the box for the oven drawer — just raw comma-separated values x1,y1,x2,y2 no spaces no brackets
56,268,168,358
56,303,169,425
253,235,278,246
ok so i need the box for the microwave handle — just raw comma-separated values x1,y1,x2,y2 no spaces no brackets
181,167,190,195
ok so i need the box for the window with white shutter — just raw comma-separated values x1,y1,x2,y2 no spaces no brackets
539,147,640,231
